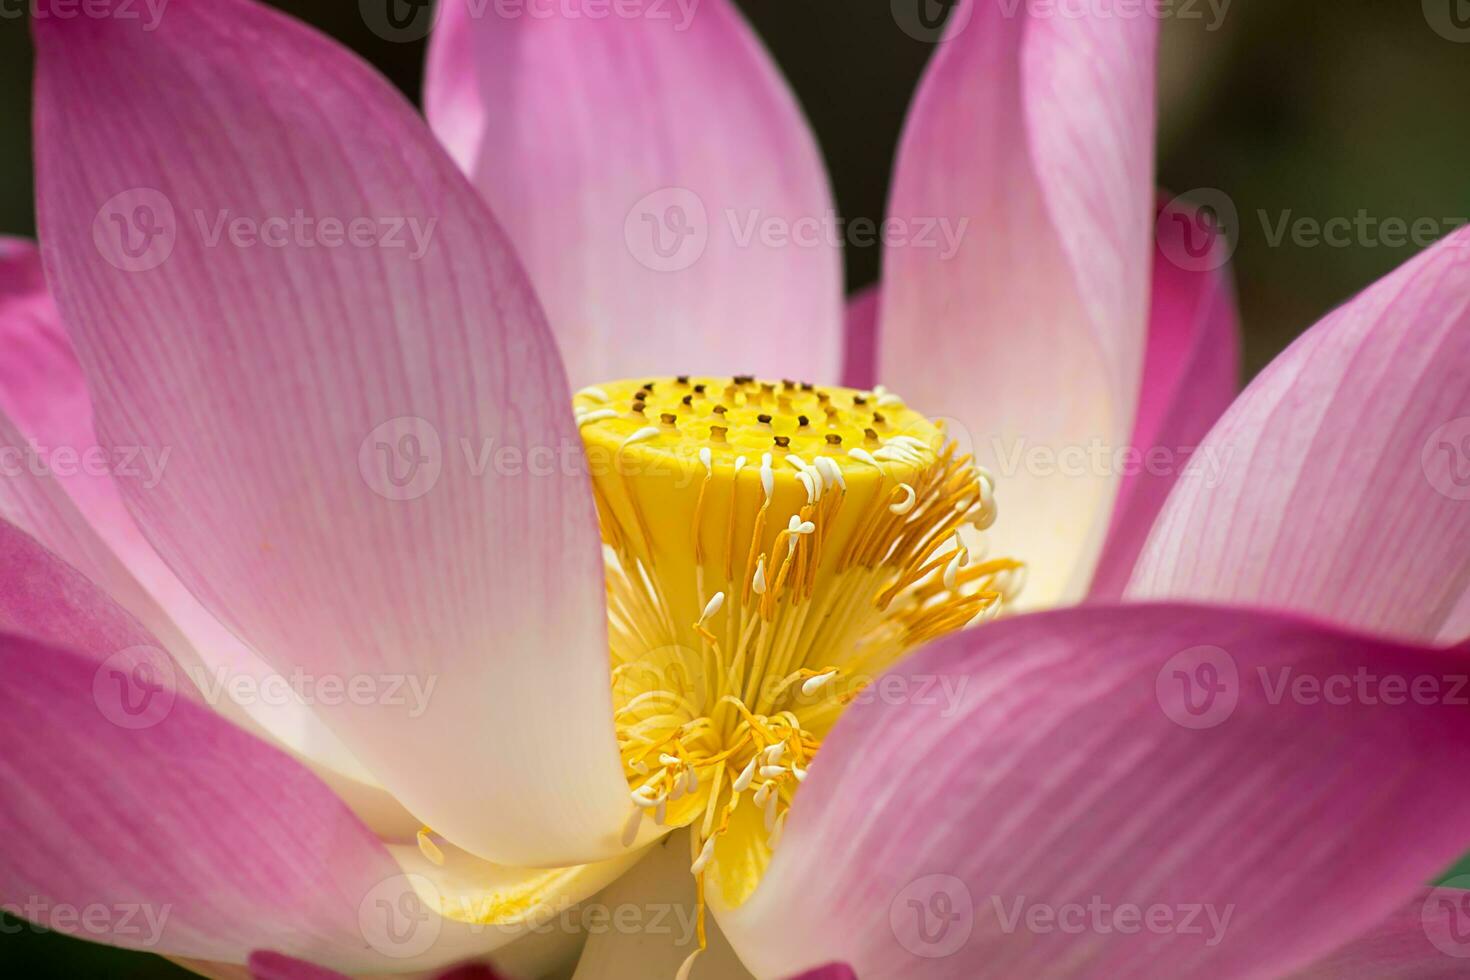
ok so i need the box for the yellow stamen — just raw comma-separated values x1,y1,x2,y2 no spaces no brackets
576,376,1022,915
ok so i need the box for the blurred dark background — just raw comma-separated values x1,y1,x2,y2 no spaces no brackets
2,1,1467,975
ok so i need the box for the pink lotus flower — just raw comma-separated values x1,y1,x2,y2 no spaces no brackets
3,1,1469,978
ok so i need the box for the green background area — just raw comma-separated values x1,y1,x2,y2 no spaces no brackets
1,0,1467,975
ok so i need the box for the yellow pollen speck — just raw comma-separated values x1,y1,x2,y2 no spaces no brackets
575,376,1022,913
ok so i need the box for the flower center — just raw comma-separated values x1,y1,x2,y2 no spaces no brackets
575,375,1021,949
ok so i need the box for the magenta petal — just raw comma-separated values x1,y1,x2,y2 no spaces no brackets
1090,197,1240,598
248,952,349,980
0,236,87,453
0,630,424,969
426,0,842,385
788,965,858,980
840,286,881,391
878,3,1159,605
1128,228,1470,641
33,0,629,864
1290,887,1470,978
715,604,1470,979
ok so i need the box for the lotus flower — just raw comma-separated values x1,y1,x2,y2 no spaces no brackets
3,1,1470,978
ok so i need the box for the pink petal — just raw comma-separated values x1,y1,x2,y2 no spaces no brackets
425,0,842,386
248,952,349,980
1090,196,1241,598
1290,887,1470,978
33,0,628,865
1128,227,1470,642
0,629,445,970
877,2,1158,606
0,239,373,781
840,285,880,391
0,405,193,662
714,603,1470,979
0,517,188,679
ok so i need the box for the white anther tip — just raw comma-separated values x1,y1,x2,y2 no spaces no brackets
576,408,617,427
622,426,659,447
690,836,717,876
801,670,837,696
733,756,759,792
889,483,917,515
699,592,726,624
